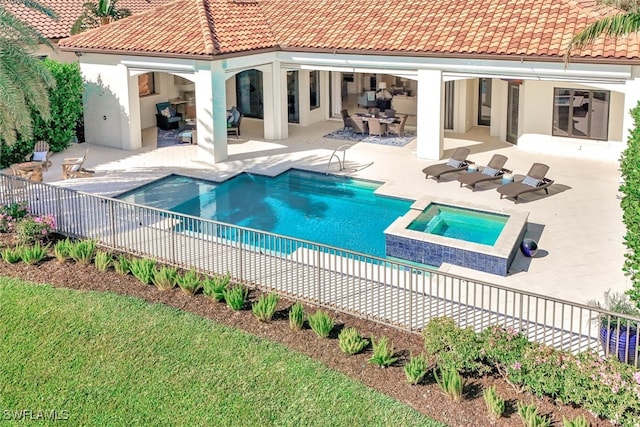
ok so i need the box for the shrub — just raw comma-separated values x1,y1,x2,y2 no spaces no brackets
338,327,369,355
113,255,130,276
480,324,531,378
252,292,280,322
177,269,202,295
517,402,550,427
1,246,23,263
434,366,463,402
69,239,96,265
563,415,590,427
423,317,487,375
369,336,398,367
0,202,29,232
202,272,230,302
152,266,177,291
15,214,56,245
94,250,112,272
307,310,334,338
53,238,73,263
20,242,48,265
483,385,505,420
289,302,304,331
223,286,248,311
129,258,156,285
403,353,429,385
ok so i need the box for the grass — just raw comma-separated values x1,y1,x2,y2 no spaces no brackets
0,277,443,426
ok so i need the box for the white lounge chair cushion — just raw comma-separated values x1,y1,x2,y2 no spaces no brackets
446,158,463,168
482,166,499,177
522,176,541,187
33,151,48,161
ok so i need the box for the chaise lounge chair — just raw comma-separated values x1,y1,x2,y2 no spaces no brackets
457,154,510,191
422,147,472,182
497,163,554,203
62,149,93,179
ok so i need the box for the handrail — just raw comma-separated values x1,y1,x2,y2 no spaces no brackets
326,143,351,174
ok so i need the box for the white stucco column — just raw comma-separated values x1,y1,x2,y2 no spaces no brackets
416,69,443,160
195,62,228,163
263,61,288,140
622,77,640,144
123,71,142,150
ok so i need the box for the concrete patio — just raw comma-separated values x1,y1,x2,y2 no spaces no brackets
8,118,628,305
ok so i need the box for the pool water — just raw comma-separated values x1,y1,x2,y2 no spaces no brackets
117,170,414,258
407,203,508,246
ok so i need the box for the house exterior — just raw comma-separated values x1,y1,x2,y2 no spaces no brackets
56,0,640,163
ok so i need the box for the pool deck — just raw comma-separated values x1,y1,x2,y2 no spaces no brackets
6,118,628,305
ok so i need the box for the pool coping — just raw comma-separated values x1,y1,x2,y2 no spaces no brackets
384,196,529,275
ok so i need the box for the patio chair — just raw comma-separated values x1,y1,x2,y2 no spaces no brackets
422,147,472,182
496,163,554,203
155,102,182,130
62,149,93,179
340,109,353,132
368,119,387,137
384,109,396,118
457,154,510,191
227,107,242,138
350,116,368,135
386,115,407,137
25,140,52,171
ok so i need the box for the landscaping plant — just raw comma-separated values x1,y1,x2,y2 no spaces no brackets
252,292,280,322
53,238,73,263
0,202,29,233
113,254,130,276
94,250,112,272
69,239,96,265
129,258,156,285
288,302,304,331
19,242,48,265
15,214,56,245
1,246,23,264
176,269,202,295
517,402,551,427
223,286,248,311
434,366,464,402
202,272,230,302
338,327,369,355
563,415,590,427
152,266,178,291
423,317,487,375
403,353,429,385
483,385,505,420
307,310,334,338
369,336,398,368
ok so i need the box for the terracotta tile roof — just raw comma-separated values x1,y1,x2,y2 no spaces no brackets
57,0,640,61
5,0,171,39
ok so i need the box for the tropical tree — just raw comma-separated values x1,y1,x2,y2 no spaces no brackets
564,0,640,63
0,0,56,146
70,0,131,35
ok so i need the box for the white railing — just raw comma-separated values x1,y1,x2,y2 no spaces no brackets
1,174,638,365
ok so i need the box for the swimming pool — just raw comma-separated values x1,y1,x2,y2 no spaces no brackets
407,203,508,246
117,170,414,258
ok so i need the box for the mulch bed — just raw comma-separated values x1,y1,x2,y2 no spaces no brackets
0,233,613,426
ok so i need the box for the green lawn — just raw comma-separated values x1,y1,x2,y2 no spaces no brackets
0,278,442,426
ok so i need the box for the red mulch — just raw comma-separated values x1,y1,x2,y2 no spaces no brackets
0,234,612,426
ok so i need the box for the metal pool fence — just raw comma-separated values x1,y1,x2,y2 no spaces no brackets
1,174,638,366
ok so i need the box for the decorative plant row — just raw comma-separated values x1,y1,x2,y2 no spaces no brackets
1,219,637,425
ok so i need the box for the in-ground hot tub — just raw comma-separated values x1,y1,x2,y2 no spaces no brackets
385,198,529,276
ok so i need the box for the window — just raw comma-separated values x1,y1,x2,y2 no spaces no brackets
138,73,155,97
552,88,609,140
309,71,320,110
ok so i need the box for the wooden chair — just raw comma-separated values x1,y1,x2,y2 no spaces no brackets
62,149,93,179
25,140,53,171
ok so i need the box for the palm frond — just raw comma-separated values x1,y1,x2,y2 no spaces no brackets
564,12,640,65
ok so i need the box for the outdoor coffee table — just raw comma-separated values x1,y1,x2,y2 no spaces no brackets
10,161,43,182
